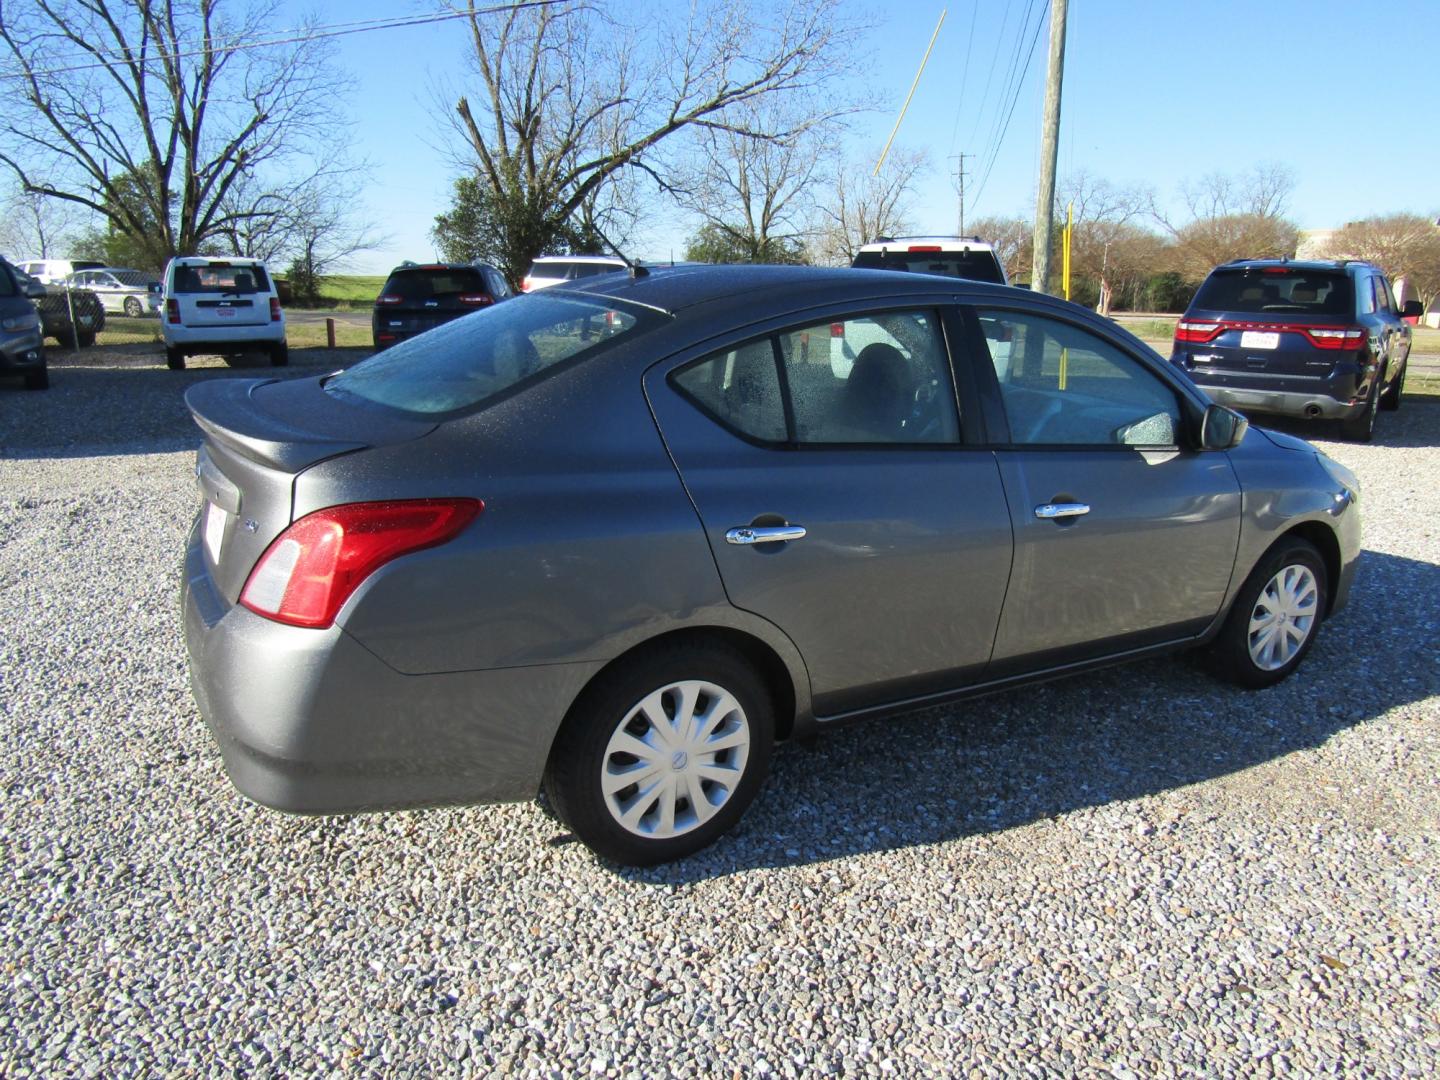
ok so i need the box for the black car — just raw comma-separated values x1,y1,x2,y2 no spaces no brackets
1170,259,1420,442
12,268,108,347
0,257,48,389
372,262,513,349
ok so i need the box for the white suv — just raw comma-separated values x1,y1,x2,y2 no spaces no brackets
161,256,287,369
852,236,1008,285
521,255,627,292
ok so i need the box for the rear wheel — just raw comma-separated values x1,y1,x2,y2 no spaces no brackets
166,347,186,370
1208,538,1327,689
123,296,143,318
269,342,289,367
544,644,774,865
1380,360,1405,412
76,329,96,348
1337,380,1378,442
24,368,49,390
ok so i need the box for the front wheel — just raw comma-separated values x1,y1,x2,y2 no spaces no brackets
544,644,774,865
1208,539,1327,689
1380,360,1405,412
123,296,143,318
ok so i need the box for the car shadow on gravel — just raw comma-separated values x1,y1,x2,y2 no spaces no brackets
608,548,1440,883
1256,397,1440,450
0,347,371,459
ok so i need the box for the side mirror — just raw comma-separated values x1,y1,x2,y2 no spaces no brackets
1201,403,1249,450
1401,299,1423,319
23,281,46,299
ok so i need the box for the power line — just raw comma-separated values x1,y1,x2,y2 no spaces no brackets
946,1,980,157
970,0,1048,212
21,1,565,78
972,0,1041,192
965,0,1015,153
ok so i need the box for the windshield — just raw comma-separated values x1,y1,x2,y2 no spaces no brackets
328,293,661,416
171,263,270,294
1192,268,1352,316
852,248,1006,284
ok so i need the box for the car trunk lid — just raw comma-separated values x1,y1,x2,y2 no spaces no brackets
185,376,437,603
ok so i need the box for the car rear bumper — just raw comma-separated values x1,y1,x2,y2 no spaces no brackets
165,322,285,350
1196,383,1365,421
182,521,600,814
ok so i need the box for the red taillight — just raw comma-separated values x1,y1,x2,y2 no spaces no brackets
166,298,180,325
376,294,402,305
377,334,395,342
269,297,281,322
830,322,844,338
458,294,493,306
907,245,942,252
1175,319,1221,344
240,499,482,629
521,278,533,292
1300,326,1366,350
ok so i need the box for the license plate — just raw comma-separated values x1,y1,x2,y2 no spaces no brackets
203,502,226,563
1240,330,1279,350
217,308,236,318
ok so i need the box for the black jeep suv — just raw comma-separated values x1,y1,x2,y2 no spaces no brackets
372,262,513,349
1170,259,1419,442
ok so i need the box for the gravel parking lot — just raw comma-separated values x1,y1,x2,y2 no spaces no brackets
2,346,1437,1076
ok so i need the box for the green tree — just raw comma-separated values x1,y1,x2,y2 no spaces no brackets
683,223,805,264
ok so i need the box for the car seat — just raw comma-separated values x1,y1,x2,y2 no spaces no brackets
837,343,912,440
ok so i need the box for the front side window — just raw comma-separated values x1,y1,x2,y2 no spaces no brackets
978,309,1181,447
329,292,657,416
673,309,960,446
1374,275,1395,313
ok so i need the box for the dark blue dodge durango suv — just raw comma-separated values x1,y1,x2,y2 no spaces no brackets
1171,259,1419,441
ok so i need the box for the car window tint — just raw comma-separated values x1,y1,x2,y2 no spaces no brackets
777,311,959,444
173,263,271,294
978,309,1181,447
852,249,1005,283
383,268,487,300
673,339,786,442
1374,276,1394,313
330,294,656,416
1192,268,1352,316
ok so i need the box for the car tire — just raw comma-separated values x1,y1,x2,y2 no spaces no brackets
166,347,186,370
76,330,96,348
123,296,143,318
1380,361,1404,412
1337,380,1378,442
544,643,775,866
25,368,49,391
270,342,289,367
1207,538,1327,690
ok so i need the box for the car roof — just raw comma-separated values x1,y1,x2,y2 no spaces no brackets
1214,258,1371,275
171,256,268,266
858,236,997,251
548,263,1025,316
530,255,627,266
387,262,497,273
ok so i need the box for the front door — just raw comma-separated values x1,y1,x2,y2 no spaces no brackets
647,306,1014,716
971,307,1243,670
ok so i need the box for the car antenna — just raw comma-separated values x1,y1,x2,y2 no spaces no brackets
590,224,648,278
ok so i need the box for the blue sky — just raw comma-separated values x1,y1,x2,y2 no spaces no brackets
331,0,1440,274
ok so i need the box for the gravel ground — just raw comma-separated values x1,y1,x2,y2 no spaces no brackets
1,348,1437,1076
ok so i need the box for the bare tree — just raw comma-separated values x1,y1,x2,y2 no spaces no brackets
1058,171,1157,310
967,214,1031,282
677,98,831,263
812,148,927,266
437,0,861,284
1153,163,1300,278
0,186,86,257
1324,212,1440,310
0,0,355,264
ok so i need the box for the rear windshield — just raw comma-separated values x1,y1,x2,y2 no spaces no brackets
852,248,1005,284
172,263,271,294
1192,268,1352,316
382,268,489,300
328,293,661,416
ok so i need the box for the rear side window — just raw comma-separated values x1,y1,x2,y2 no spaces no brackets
328,294,658,416
382,268,489,300
172,263,271,295
852,248,1005,284
673,309,959,445
1191,269,1352,316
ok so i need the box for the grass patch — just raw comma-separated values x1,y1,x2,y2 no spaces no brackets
315,275,386,307
1407,370,1440,400
285,320,374,349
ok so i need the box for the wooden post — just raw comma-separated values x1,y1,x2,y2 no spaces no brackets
1031,0,1068,295
326,317,336,349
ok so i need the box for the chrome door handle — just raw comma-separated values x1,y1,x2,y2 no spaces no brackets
1034,502,1090,520
725,525,807,545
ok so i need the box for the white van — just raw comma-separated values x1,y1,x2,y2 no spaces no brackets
161,256,287,369
16,258,108,285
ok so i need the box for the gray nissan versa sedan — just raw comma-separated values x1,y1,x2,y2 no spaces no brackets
183,265,1361,865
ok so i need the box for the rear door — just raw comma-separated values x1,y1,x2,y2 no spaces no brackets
647,303,1014,717
971,306,1241,670
174,262,271,328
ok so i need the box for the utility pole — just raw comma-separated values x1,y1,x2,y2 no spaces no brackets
1031,0,1068,295
950,152,969,235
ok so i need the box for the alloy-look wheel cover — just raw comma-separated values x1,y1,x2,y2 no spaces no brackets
1247,564,1319,671
601,679,751,839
